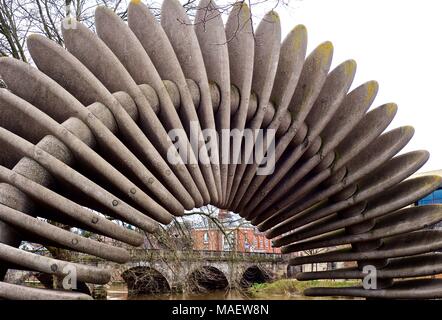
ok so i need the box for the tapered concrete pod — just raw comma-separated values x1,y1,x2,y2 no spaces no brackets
194,0,231,204
242,60,357,218
227,10,281,209
224,3,254,206
0,0,441,300
161,0,222,204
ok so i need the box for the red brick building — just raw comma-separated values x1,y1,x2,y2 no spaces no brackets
191,210,281,253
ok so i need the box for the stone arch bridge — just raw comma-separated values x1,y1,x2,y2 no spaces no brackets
75,249,290,293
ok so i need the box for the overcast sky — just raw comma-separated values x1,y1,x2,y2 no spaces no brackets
231,0,442,172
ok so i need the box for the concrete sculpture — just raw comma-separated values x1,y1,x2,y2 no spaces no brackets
0,0,441,299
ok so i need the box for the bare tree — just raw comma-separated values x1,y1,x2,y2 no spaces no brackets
0,0,290,63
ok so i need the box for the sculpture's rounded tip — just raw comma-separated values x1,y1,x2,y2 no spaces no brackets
288,24,307,52
343,59,357,76
293,24,307,33
403,125,415,136
385,102,398,117
26,33,40,41
239,1,249,10
264,10,280,23
318,40,334,55
26,33,43,49
365,80,379,100
95,4,111,17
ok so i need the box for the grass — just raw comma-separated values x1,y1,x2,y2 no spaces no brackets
248,279,360,298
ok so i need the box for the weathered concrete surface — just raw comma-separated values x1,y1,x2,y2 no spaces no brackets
0,0,441,300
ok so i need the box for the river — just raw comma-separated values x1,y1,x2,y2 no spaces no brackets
106,283,322,300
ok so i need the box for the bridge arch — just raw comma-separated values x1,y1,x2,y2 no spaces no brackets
121,266,170,295
187,266,229,292
240,265,272,287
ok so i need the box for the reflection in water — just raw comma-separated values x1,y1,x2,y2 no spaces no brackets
107,283,310,300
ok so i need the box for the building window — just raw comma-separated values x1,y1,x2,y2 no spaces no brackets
417,189,442,205
203,232,209,244
417,189,442,230
259,238,263,248
223,233,235,251
244,239,250,251
253,238,258,251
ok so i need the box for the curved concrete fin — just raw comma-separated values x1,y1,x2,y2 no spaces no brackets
0,165,143,246
264,126,415,236
277,101,394,216
27,34,195,210
234,25,309,212
0,281,93,300
305,59,357,138
0,85,179,222
249,148,329,223
194,0,231,204
261,102,397,218
251,146,425,229
251,83,385,223
332,103,398,171
354,150,429,200
0,242,111,284
62,19,204,208
338,126,414,184
279,175,442,244
277,156,434,243
227,10,281,210
0,202,130,263
0,57,78,123
95,6,211,205
273,150,430,246
287,229,442,260
321,81,379,154
283,204,442,251
250,158,330,226
0,89,51,145
241,60,357,218
271,25,308,115
0,127,160,233
161,0,222,203
127,1,218,204
251,11,281,116
304,279,442,299
0,58,185,216
224,2,254,204
298,253,442,280
288,41,333,124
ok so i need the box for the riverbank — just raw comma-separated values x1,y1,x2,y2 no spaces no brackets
248,279,359,299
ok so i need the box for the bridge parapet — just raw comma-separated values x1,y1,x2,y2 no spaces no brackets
68,249,285,265
129,249,285,263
